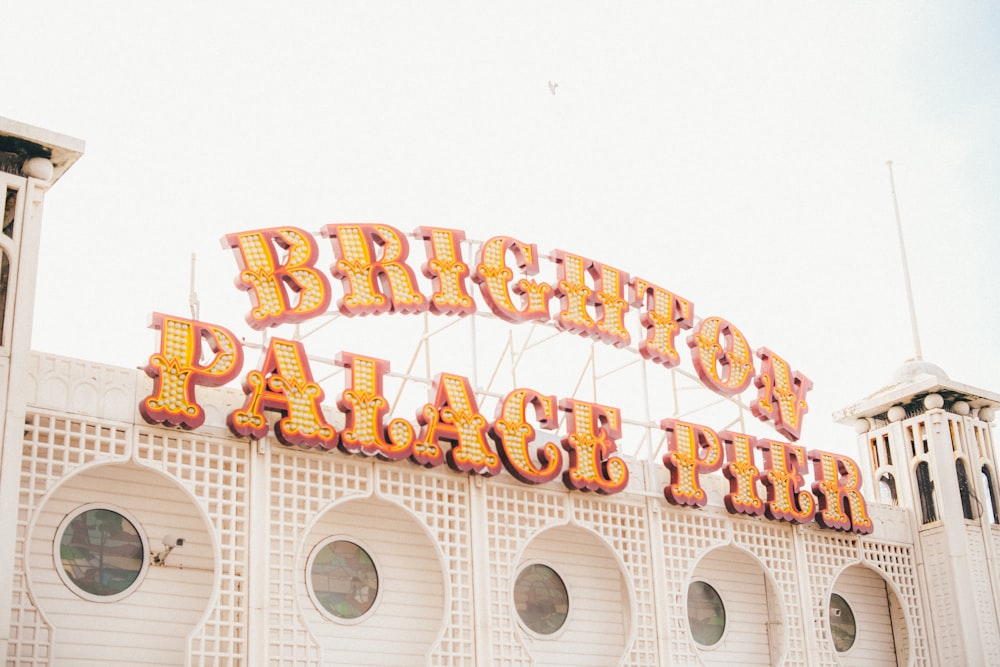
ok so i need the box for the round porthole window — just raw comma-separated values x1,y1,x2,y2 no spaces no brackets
513,562,569,636
308,538,380,621
688,580,726,646
55,505,147,601
829,593,857,652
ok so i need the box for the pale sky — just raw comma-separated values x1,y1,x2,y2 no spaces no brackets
5,3,999,459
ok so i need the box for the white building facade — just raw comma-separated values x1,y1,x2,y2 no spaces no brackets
1,119,998,666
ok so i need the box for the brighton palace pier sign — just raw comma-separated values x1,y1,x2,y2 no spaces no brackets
138,224,873,535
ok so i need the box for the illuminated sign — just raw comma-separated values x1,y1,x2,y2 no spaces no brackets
140,224,872,534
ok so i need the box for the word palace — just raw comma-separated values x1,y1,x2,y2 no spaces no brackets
139,223,872,534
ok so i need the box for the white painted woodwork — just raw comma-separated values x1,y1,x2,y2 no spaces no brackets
27,463,215,666
300,496,446,666
515,523,630,667
691,546,776,666
832,565,901,667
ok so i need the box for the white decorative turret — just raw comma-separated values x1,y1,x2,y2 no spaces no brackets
0,118,83,659
835,360,1000,664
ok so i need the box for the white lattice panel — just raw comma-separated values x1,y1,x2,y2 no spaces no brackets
376,466,474,666
572,494,657,666
658,506,730,664
861,540,929,665
4,355,974,666
731,520,805,664
135,428,250,667
801,531,861,665
267,447,373,666
8,412,129,666
484,482,567,666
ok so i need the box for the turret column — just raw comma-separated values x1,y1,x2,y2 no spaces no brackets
0,118,83,658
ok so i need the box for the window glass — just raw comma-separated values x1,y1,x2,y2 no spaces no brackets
829,593,857,652
3,187,15,238
0,249,8,345
514,563,569,635
916,461,937,523
687,580,726,646
878,473,898,505
58,507,145,599
957,459,975,520
983,465,999,524
309,539,379,620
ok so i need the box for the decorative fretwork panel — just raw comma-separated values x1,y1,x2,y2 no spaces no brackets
801,531,860,665
267,447,373,666
135,428,250,667
659,506,730,663
573,494,658,665
484,482,566,666
8,412,129,666
377,466,474,666
732,520,806,664
861,540,930,665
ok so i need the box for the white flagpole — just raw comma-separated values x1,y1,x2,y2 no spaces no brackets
886,160,923,361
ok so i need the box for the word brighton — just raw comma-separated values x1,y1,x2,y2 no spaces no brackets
138,224,872,534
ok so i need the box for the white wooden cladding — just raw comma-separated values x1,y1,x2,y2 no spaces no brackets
831,565,901,667
689,547,776,665
28,464,215,666
7,352,928,666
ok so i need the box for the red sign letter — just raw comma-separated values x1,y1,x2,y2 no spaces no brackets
473,236,552,323
688,317,754,396
223,227,331,329
560,399,630,494
661,419,724,507
757,439,815,524
417,373,500,475
418,226,476,316
141,313,244,430
490,388,562,485
553,251,631,348
322,224,427,315
809,450,874,534
751,347,813,441
335,352,415,461
630,277,693,368
720,430,765,517
228,338,337,449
